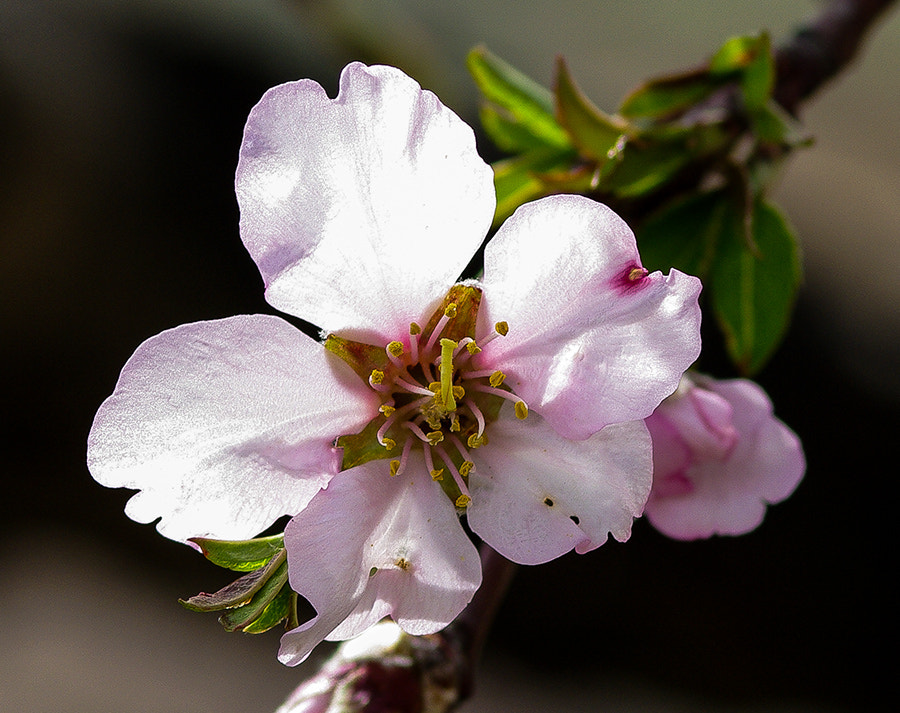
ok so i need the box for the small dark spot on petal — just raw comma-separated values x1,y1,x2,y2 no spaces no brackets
543,497,554,507
570,515,580,525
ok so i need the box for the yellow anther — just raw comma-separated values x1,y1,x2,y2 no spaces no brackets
628,266,648,281
494,321,509,336
387,341,405,357
389,460,401,476
459,461,474,478
489,370,506,387
466,342,481,355
455,494,472,508
395,557,411,571
452,385,465,399
409,322,422,335
514,401,529,420
426,431,444,445
379,404,396,417
467,434,486,449
382,437,396,450
444,303,458,319
449,415,460,432
439,338,458,410
428,382,441,393
431,469,445,481
370,369,385,385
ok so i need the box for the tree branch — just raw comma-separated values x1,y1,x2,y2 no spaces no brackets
774,0,897,114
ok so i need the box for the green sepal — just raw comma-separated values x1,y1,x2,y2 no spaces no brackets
218,556,290,632
336,415,400,470
554,57,632,162
324,334,392,386
709,33,774,111
179,548,286,613
467,46,573,151
710,197,802,374
189,533,285,572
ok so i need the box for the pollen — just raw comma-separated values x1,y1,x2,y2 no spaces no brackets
389,460,401,476
379,404,396,417
395,557,411,571
514,401,529,420
426,430,444,445
444,303,458,319
382,437,396,450
466,342,481,355
628,266,649,281
489,370,506,387
369,369,385,385
387,341,405,357
455,494,471,508
494,321,509,336
459,461,474,478
409,322,422,335
431,468,445,481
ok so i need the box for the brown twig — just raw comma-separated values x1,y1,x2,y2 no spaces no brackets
774,0,897,115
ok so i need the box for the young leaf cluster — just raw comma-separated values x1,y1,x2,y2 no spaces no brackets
180,534,300,635
468,36,807,374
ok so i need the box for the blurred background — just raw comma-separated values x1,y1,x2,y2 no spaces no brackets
1,1,897,711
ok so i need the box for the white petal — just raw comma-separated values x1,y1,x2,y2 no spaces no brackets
480,195,702,439
236,63,495,339
278,456,481,666
87,315,379,543
467,410,652,565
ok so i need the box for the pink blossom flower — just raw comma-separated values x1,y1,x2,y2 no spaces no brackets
644,374,805,540
87,63,702,665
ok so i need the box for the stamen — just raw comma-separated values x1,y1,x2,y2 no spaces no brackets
479,320,509,347
467,433,488,448
409,323,421,363
381,437,396,450
424,303,457,353
423,445,443,480
386,341,406,367
489,370,506,387
463,398,486,437
402,421,432,443
389,436,414,477
379,404,396,417
439,338,458,410
377,398,430,444
435,445,471,502
470,383,529,419
426,430,444,446
628,266,649,281
393,375,435,397
369,369,390,391
455,494,471,508
448,434,474,470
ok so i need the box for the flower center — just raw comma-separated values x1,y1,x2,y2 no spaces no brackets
327,285,528,509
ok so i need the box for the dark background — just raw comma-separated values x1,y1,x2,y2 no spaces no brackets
2,1,896,711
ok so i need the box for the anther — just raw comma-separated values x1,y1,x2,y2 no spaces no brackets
369,369,388,390
382,437,396,450
467,433,487,449
409,323,421,362
489,370,506,387
386,341,405,367
455,494,471,508
431,469,444,481
459,461,474,478
426,430,444,446
515,401,529,420
380,404,396,417
495,321,509,336
628,266,649,281
424,303,458,353
389,460,401,476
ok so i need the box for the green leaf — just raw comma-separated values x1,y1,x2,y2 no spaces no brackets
619,68,719,119
710,198,802,374
554,57,631,162
636,189,731,278
242,581,295,634
491,148,577,225
709,34,761,74
189,534,285,572
219,558,290,632
467,46,573,151
740,33,774,110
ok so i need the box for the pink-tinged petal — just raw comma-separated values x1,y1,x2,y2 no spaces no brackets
479,195,702,440
645,376,805,540
236,62,495,339
87,315,380,543
467,410,652,565
278,457,481,666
